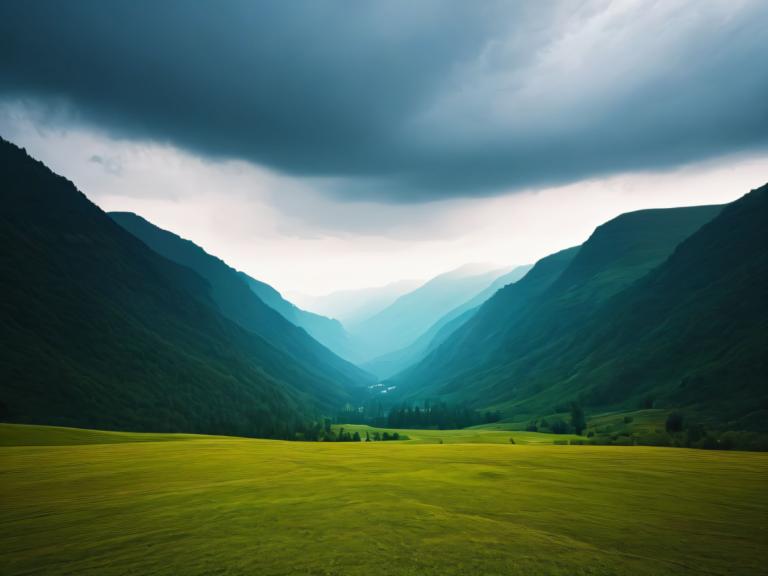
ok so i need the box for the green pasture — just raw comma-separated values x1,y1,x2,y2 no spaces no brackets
335,423,585,444
1,424,766,576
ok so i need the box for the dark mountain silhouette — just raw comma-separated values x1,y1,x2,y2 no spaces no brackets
0,138,367,436
109,212,364,377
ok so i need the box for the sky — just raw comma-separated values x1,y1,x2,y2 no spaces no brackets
1,0,766,298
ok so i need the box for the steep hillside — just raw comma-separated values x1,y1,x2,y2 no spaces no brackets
0,138,363,436
539,186,767,429
237,272,353,360
110,212,364,377
393,247,580,397
396,204,724,412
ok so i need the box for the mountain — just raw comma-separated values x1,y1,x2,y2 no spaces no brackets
348,264,515,364
109,212,355,362
362,265,533,379
236,272,354,361
294,279,422,328
0,138,367,437
395,203,729,418
553,186,767,430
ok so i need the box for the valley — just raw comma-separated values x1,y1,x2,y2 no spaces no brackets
1,5,766,575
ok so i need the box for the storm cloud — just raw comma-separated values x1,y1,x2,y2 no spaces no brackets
1,0,766,201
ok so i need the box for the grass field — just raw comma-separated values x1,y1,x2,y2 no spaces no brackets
335,423,585,444
1,424,767,576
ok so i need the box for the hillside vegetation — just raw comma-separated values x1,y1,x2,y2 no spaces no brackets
0,138,364,437
393,193,767,436
109,211,369,386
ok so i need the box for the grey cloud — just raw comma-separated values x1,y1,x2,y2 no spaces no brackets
89,154,122,175
0,0,766,202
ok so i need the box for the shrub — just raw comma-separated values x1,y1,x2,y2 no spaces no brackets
509,437,516,444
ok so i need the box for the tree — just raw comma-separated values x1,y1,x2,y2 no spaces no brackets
666,411,684,433
570,402,586,435
353,431,361,442
365,431,370,442
550,419,569,434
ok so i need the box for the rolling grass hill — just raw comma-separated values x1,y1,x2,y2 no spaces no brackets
1,423,766,576
0,138,362,436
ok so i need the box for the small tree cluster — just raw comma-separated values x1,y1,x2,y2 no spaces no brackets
386,401,499,429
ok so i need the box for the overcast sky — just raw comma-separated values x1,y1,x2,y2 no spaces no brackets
1,0,766,297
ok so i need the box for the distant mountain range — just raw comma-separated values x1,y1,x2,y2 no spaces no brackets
361,265,533,379
294,279,422,328
392,192,768,432
0,138,370,437
347,264,517,364
2,136,765,439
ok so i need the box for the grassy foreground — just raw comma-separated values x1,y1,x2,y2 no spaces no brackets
1,424,767,576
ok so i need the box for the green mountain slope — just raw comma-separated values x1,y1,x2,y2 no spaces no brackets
542,186,768,429
393,247,580,397
109,212,365,381
362,265,533,379
0,138,362,436
237,272,353,361
395,204,725,411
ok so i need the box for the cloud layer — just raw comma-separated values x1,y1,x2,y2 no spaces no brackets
2,0,766,202
3,108,765,296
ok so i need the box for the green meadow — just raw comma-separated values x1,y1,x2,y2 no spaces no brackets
335,423,586,444
1,424,767,576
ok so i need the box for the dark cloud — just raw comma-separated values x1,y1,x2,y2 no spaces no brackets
1,0,766,202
